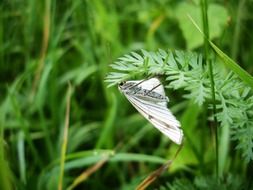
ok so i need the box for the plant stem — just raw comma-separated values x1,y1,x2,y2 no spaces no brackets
201,0,219,180
231,0,246,60
58,83,72,190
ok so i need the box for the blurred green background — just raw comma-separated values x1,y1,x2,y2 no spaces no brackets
1,0,253,189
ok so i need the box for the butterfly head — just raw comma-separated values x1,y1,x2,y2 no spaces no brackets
118,81,133,91
118,81,125,86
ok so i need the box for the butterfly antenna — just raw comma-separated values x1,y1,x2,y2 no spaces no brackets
144,83,162,95
128,76,162,90
128,79,146,90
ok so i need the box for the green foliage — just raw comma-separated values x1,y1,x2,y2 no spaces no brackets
1,0,253,189
175,2,229,49
165,174,245,190
106,49,253,162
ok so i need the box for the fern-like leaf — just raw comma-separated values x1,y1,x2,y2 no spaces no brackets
105,49,253,162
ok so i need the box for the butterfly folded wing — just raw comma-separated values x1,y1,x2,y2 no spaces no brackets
136,78,166,96
129,95,180,129
125,94,183,144
119,77,183,144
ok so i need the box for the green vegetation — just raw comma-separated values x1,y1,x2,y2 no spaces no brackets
1,0,253,189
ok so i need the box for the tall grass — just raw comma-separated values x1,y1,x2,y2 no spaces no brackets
1,1,253,189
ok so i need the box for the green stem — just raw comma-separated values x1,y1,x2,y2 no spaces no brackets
201,0,219,180
231,0,246,60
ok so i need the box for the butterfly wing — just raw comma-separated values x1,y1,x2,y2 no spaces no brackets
135,78,166,98
125,78,169,106
124,93,183,144
129,95,180,129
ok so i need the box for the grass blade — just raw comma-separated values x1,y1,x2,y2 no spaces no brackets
67,155,109,190
188,14,253,88
209,41,253,89
58,83,72,190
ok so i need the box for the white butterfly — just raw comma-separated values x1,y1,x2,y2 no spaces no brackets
118,78,183,144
